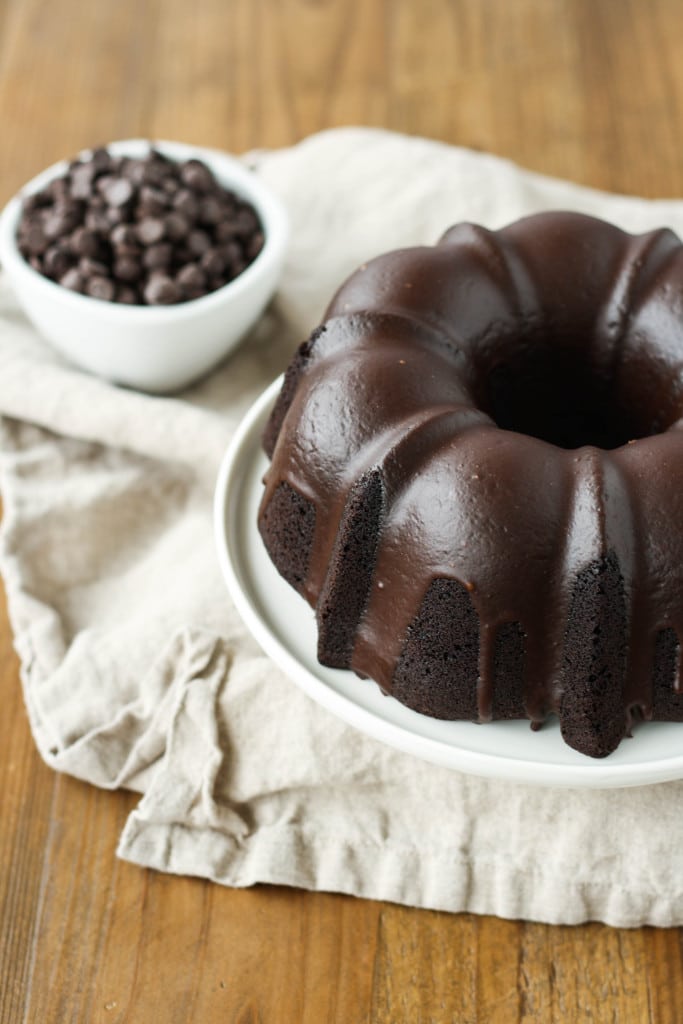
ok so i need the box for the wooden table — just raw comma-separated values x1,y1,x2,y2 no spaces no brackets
2,1,683,1020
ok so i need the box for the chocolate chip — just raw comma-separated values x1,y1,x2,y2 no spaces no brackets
176,262,206,290
114,241,143,261
96,174,116,197
59,268,84,292
85,276,115,301
23,190,51,212
234,207,259,236
227,257,246,280
143,274,181,304
172,188,199,219
164,212,189,241
116,285,139,303
43,212,72,241
110,223,138,248
17,143,265,306
47,177,70,202
219,240,243,270
84,209,111,233
198,196,225,225
187,228,211,256
69,226,102,257
142,243,173,270
114,256,143,282
141,159,169,186
214,220,241,243
43,245,73,278
180,159,216,192
22,223,49,255
79,257,110,278
246,231,264,261
136,217,165,245
123,159,148,186
104,177,134,207
90,147,113,173
138,185,168,217
70,162,97,200
106,206,127,226
200,248,226,277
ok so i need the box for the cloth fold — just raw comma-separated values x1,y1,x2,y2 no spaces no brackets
3,127,683,927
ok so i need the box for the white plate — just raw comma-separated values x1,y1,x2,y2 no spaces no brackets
214,378,683,788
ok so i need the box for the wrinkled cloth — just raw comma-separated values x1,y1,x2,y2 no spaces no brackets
3,128,683,927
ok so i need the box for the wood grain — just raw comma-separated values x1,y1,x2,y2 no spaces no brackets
2,0,683,1020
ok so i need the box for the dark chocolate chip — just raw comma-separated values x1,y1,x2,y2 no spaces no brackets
200,248,226,277
78,256,109,278
106,206,127,226
69,226,102,257
136,217,166,245
70,162,97,200
186,228,211,256
113,256,143,282
143,274,181,304
138,185,168,216
172,188,199,219
198,196,225,225
141,159,168,186
85,276,116,301
164,211,190,241
47,177,70,202
90,147,113,173
59,268,84,292
246,231,264,261
43,245,73,279
22,223,49,255
43,212,72,241
214,220,241,243
84,210,111,233
23,190,52,212
234,207,259,236
110,223,138,248
104,177,134,207
176,262,207,290
116,284,140,304
142,242,173,270
227,259,247,280
17,143,264,306
180,159,216,192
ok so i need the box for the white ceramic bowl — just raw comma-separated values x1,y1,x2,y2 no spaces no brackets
0,139,288,392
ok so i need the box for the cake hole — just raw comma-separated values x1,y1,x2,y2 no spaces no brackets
476,346,678,450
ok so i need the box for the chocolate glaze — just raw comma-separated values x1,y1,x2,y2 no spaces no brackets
258,211,683,758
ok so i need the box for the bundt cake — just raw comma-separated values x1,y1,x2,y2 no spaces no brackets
258,211,683,758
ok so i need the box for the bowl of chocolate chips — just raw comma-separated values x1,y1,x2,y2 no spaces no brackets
0,140,288,392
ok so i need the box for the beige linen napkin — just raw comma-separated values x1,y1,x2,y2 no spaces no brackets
3,128,683,927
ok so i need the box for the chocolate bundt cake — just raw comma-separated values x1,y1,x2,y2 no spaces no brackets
258,211,683,758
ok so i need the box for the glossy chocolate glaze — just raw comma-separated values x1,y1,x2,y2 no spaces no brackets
258,211,683,757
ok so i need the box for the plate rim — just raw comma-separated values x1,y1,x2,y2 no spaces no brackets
213,377,683,789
